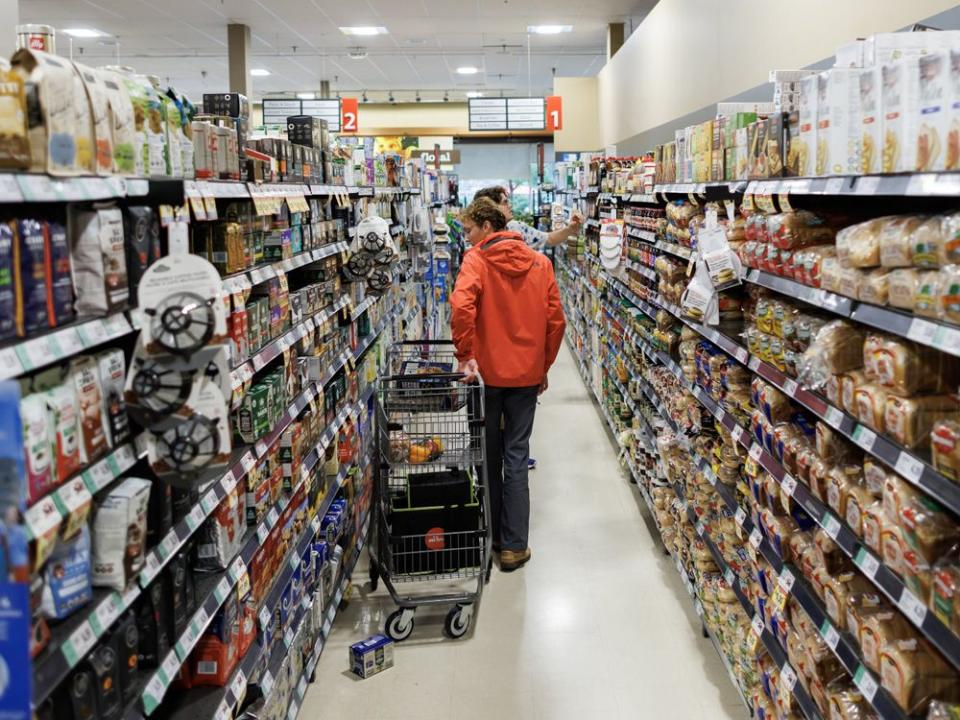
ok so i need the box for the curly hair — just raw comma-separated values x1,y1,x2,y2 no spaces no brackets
473,185,509,205
461,197,507,231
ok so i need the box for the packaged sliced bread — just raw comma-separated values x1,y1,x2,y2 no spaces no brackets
885,395,960,449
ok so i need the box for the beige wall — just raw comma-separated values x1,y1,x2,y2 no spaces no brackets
598,0,960,148
552,77,602,153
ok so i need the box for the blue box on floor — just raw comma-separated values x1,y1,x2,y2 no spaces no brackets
350,634,394,678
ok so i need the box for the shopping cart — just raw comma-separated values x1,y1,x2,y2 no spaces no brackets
368,340,492,640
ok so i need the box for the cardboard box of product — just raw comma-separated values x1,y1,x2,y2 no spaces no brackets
858,66,883,174
882,57,921,173
916,50,950,172
835,40,866,68
949,49,960,171
864,31,960,67
816,69,861,176
796,75,818,176
350,634,395,678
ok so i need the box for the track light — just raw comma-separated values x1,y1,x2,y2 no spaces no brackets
415,91,421,103
362,91,368,103
388,91,395,103
443,91,449,102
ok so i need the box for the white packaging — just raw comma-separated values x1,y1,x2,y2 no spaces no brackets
97,348,130,448
817,69,861,176
949,49,960,171
92,476,151,590
96,68,136,176
864,31,960,67
835,40,866,69
859,67,883,174
796,75,818,176
70,355,109,464
916,50,950,172
881,57,921,173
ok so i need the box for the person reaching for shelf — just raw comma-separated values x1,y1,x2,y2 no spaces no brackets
451,197,566,571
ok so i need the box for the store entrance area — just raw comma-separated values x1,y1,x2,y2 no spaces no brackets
305,344,744,720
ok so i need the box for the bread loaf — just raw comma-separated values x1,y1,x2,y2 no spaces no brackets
826,687,868,720
873,336,960,397
854,384,890,432
846,484,877,538
859,268,891,305
888,268,921,309
932,551,960,634
902,548,934,604
912,215,948,269
863,501,887,553
860,611,914,672
825,465,862,518
863,334,886,383
845,592,886,649
837,217,888,268
899,496,960,564
821,256,843,293
938,264,960,324
938,212,960,265
881,523,907,577
815,527,851,574
880,215,924,268
915,270,942,318
839,266,865,299
885,395,960,450
933,420,960,481
816,421,859,463
879,637,960,713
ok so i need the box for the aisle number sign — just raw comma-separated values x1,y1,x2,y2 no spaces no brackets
468,96,562,132
341,98,359,133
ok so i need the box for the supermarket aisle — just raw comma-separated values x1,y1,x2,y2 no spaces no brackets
303,343,745,720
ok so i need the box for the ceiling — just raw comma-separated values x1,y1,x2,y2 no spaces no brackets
20,0,657,103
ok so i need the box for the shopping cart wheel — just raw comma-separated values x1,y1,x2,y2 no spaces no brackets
444,605,472,639
386,608,415,642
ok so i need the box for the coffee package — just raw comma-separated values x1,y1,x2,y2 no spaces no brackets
95,68,136,175
68,62,95,174
123,206,158,300
70,207,129,316
0,66,29,169
91,476,151,590
40,525,92,620
21,393,54,503
45,220,74,327
97,349,130,447
14,218,50,336
916,51,950,172
44,384,80,482
0,223,16,342
69,356,109,464
882,57,921,173
73,61,114,176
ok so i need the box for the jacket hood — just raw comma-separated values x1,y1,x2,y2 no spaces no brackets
477,231,536,277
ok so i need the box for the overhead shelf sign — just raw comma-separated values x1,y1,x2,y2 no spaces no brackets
262,97,342,132
468,97,548,131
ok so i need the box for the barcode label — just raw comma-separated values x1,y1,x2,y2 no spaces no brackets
781,474,797,497
751,615,765,637
778,568,795,593
898,589,928,625
822,513,842,540
853,665,879,701
853,425,877,452
749,528,763,549
895,452,925,483
820,620,840,649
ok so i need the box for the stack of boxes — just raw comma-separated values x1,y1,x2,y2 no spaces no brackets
196,92,250,181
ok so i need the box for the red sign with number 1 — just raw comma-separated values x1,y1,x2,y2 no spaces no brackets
546,96,563,131
341,98,358,133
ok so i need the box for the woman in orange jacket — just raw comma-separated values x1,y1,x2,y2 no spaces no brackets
450,198,566,571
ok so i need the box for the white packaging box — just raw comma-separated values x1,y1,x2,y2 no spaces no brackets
865,31,960,67
797,74,818,176
835,40,866,69
858,66,883,174
769,70,819,84
818,69,861,176
916,50,950,171
881,57,921,173
948,49,960,171
716,101,777,116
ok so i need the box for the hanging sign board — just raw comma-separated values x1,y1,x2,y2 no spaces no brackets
468,98,508,131
340,98,358,133
262,98,342,132
506,98,546,130
410,149,461,164
546,96,563,131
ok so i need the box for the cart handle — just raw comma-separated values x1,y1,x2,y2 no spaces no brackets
384,372,475,382
393,339,455,346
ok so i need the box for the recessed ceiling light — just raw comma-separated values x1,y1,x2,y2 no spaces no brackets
250,68,271,76
63,28,107,38
339,26,388,36
297,92,315,99
527,25,573,34
456,66,479,75
466,91,484,98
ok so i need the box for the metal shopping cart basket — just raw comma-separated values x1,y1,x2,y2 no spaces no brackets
368,340,492,640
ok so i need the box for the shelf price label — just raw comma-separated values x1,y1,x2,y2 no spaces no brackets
780,663,798,692
854,547,880,579
822,513,842,540
853,665,879,701
852,425,877,452
819,620,840,650
781,474,798,498
89,592,123,635
895,451,925,483
723,568,735,587
898,588,928,626
778,568,796,593
749,443,763,462
751,614,765,637
907,317,939,345
825,406,845,429
749,528,764,549
261,669,274,697
62,620,97,667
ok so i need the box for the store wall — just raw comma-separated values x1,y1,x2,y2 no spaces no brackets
552,77,602,153
598,0,960,151
453,141,553,181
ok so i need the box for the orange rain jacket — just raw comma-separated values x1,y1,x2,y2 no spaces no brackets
451,231,566,388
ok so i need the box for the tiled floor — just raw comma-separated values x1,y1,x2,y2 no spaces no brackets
303,344,747,720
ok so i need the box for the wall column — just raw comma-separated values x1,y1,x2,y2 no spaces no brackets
1,1,21,58
607,22,625,60
227,23,251,96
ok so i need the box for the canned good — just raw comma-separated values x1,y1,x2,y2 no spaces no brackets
16,24,55,53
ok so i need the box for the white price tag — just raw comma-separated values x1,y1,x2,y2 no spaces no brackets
749,443,763,462
780,664,798,692
751,614,765,637
748,355,761,371
267,507,279,526
284,627,295,648
91,593,123,634
782,378,798,396
822,513,842,540
731,425,745,443
0,347,22,380
853,425,877,452
825,177,845,195
907,317,939,345
898,589,928,625
259,605,272,629
778,568,796,593
734,508,747,527
0,174,22,202
781,474,798,498
87,459,116,491
297,676,307,699
55,328,84,356
186,505,206,531
140,551,162,583
895,451,925,483
261,670,274,697
21,336,56,369
723,568,735,587
230,668,247,699
749,528,763,549
66,621,97,663
854,665,879,701
855,547,880,579
240,453,256,475
825,407,844,429
856,176,881,195
214,701,232,720
200,492,218,515
159,532,179,559
820,621,840,650
214,577,232,603
161,650,181,682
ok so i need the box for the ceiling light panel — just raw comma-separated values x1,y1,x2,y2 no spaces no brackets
527,25,573,34
63,28,107,38
339,26,388,36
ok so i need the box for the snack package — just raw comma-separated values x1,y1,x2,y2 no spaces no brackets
91,477,151,590
40,525,92,620
917,51,950,172
10,48,80,174
882,57,921,174
44,384,80,482
45,221,75,327
69,356,109,464
21,393,54,503
0,65,29,169
72,61,114,176
97,349,130,448
95,68,136,175
70,206,129,316
13,218,50,336
859,66,882,174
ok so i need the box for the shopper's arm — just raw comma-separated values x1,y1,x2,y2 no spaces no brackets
450,252,483,370
545,213,583,247
543,266,566,375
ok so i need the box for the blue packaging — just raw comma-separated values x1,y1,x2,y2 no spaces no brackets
0,582,30,719
40,526,92,620
13,219,48,336
44,221,74,327
0,224,14,342
349,634,394,679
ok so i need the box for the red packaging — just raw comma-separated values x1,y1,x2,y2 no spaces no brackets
239,600,257,657
190,634,240,687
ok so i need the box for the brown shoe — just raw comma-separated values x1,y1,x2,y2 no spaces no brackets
500,548,531,571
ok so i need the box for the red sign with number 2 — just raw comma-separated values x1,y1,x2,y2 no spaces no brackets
341,98,358,134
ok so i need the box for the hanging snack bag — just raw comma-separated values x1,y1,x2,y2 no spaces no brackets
95,68,136,175
72,61,114,176
70,206,129,316
97,349,130,447
21,393,54,503
44,383,80,482
44,220,74,327
13,218,50,336
0,64,29,169
91,477,151,590
40,525,92,620
10,48,79,175
69,356,109,464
